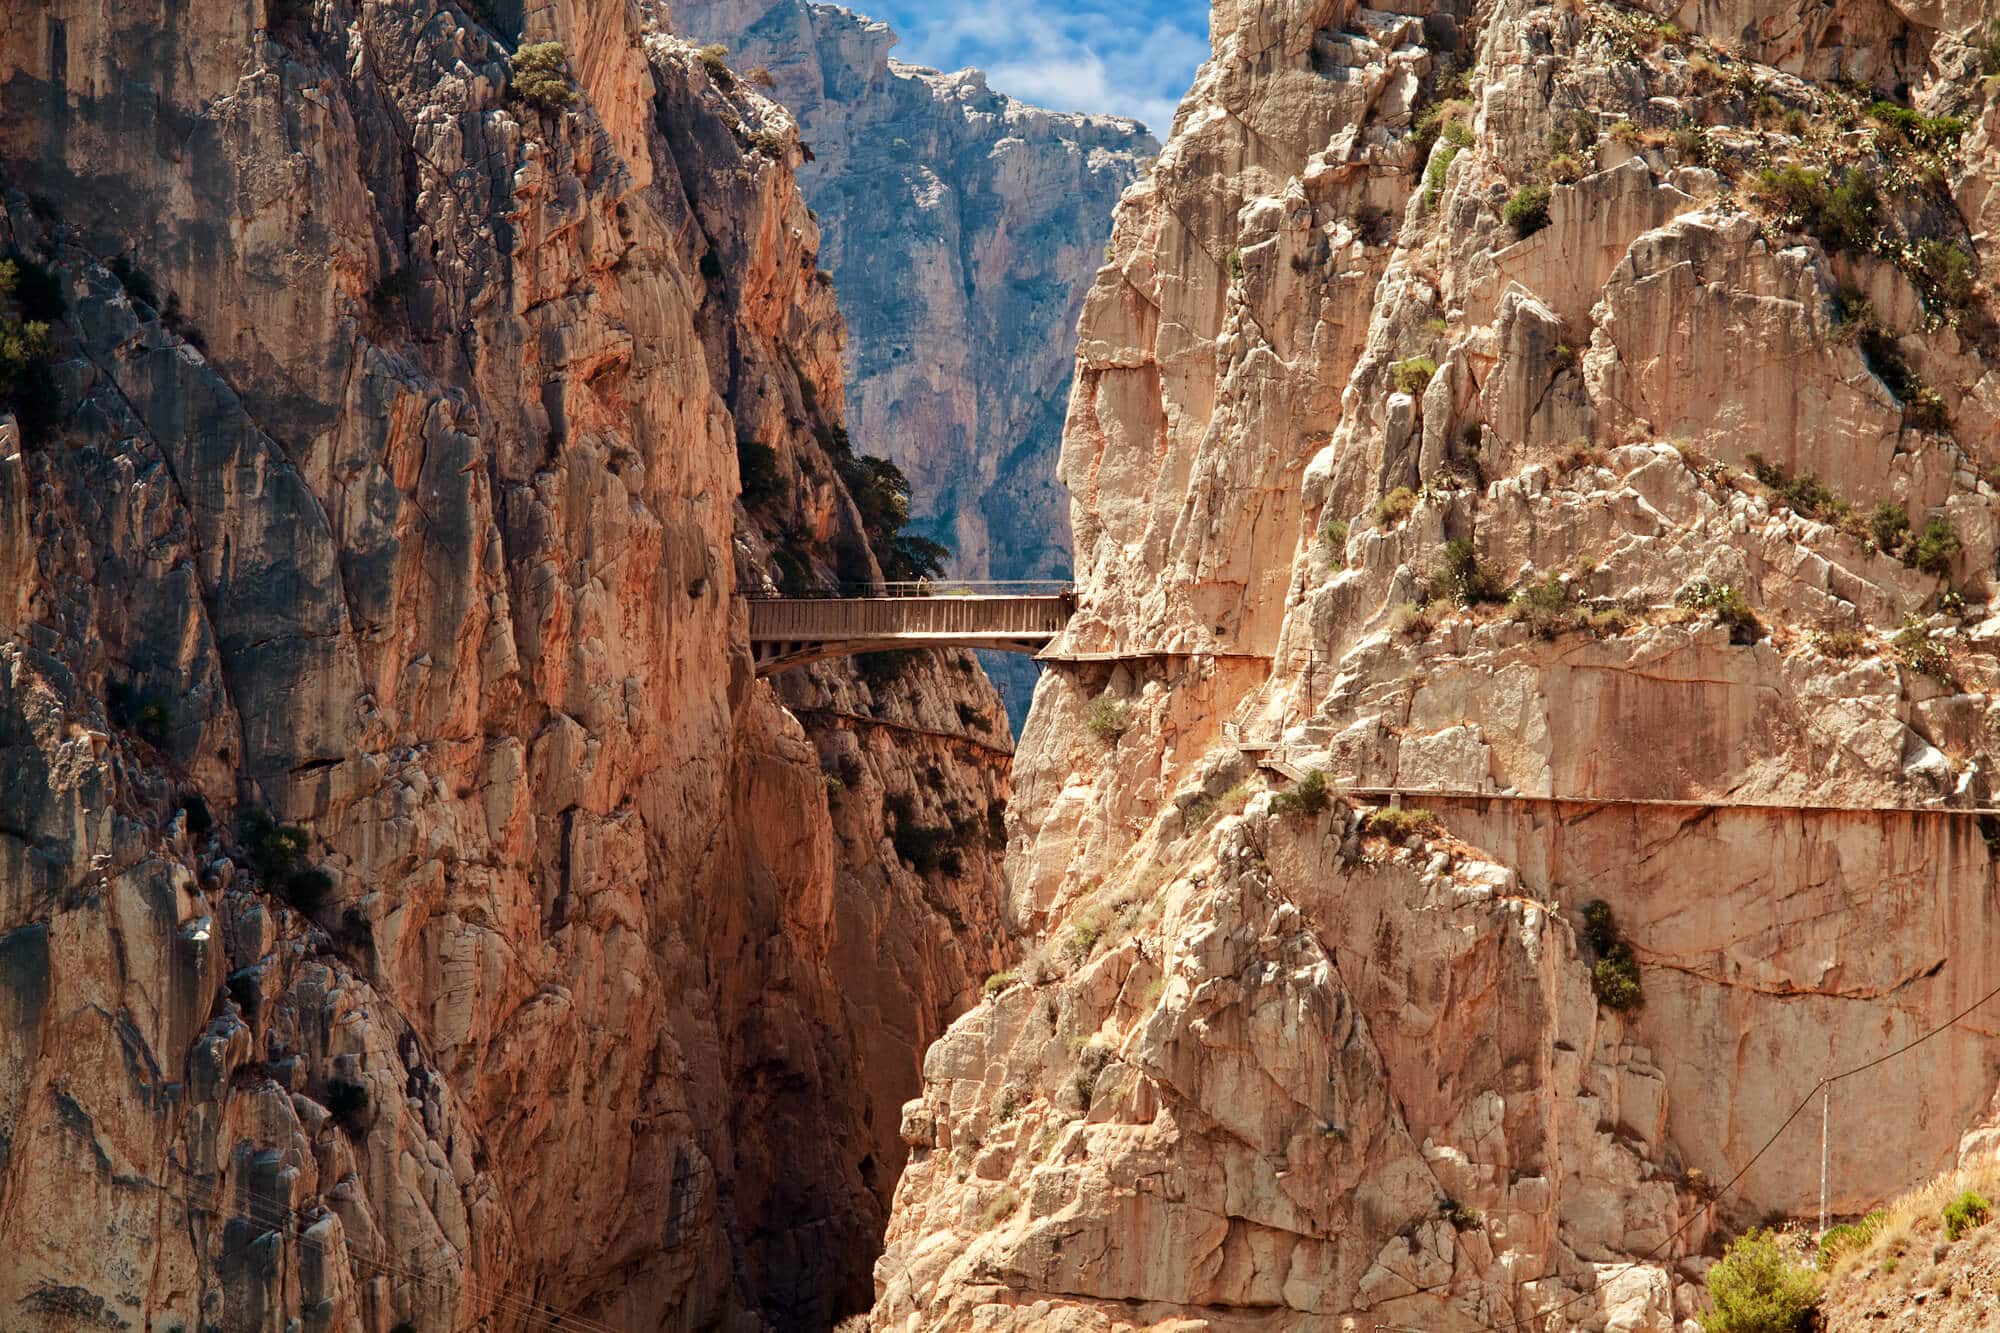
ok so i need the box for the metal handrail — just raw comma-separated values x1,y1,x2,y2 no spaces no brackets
740,579,1075,600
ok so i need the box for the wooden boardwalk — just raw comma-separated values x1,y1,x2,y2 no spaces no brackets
747,591,1074,676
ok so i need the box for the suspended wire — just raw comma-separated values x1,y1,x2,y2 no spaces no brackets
1370,973,2000,1331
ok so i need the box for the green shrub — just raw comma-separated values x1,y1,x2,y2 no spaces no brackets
1062,912,1103,963
1894,616,1956,685
0,257,58,443
1373,486,1417,526
982,969,1019,998
1085,693,1132,743
1866,101,1967,148
1439,1198,1483,1231
1755,163,1826,218
1677,580,1760,641
1912,516,1960,575
1592,945,1644,1009
1,251,64,322
1581,900,1643,1010
1362,805,1441,840
1508,574,1571,639
1391,601,1434,639
1071,1040,1112,1109
1818,167,1880,250
240,811,332,913
1423,142,1462,210
1391,355,1438,396
735,439,782,506
1502,183,1551,239
1914,239,1978,319
1943,1189,1990,1241
1700,1228,1821,1332
1319,517,1349,556
1431,537,1503,606
1269,769,1331,819
1819,1211,1884,1269
697,43,734,87
510,42,576,112
1869,502,1910,554
1812,627,1868,659
1225,248,1245,280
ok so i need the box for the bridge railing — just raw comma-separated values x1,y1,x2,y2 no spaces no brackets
740,579,1075,600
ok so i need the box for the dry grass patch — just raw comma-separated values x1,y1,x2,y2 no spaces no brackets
1830,1158,2000,1285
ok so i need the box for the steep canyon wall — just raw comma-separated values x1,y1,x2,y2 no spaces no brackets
0,2,1007,1330
877,0,2000,1329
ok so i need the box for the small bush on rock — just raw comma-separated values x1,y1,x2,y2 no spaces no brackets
1677,580,1760,642
1581,899,1643,1011
1502,183,1551,238
1269,769,1331,819
1391,355,1437,396
1893,616,1955,685
1911,516,1960,576
1373,486,1417,527
1431,537,1503,606
1699,1228,1821,1333
1818,1211,1884,1269
1362,805,1440,841
510,42,576,112
1943,1189,1990,1241
1085,694,1131,743
698,43,734,87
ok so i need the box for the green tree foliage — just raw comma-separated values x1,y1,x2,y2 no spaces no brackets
0,257,58,443
736,439,782,507
511,42,576,113
1943,1189,1990,1241
1700,1229,1821,1333
242,809,335,913
1503,183,1551,239
1269,769,1331,819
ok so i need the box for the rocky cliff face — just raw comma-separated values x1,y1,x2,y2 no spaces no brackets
0,2,1008,1330
669,0,1158,725
877,0,2000,1328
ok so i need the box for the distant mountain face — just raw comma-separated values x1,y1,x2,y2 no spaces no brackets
674,0,1160,727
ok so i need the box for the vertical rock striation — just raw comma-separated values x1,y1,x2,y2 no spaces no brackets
0,2,1006,1329
671,0,1159,725
878,1,2000,1329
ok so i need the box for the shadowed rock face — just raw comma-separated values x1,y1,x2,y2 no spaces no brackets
875,0,2000,1328
673,0,1159,729
0,2,1011,1330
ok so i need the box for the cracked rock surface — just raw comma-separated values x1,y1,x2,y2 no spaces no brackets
0,2,1010,1330
876,0,2000,1329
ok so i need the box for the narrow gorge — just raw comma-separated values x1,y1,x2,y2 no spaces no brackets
7,0,2000,1332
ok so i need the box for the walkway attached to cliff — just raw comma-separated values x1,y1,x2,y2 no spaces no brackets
745,582,1075,676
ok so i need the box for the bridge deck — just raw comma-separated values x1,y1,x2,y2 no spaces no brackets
748,594,1073,676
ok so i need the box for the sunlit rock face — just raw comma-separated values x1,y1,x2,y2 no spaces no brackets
873,0,2000,1328
0,3,1012,1329
675,0,1160,727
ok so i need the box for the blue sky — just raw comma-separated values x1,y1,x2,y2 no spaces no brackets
858,0,1213,134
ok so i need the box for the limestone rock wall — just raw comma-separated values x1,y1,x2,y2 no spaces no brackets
0,2,1007,1330
670,0,1158,725
877,0,2000,1328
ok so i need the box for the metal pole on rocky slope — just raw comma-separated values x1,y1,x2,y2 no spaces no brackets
1819,1079,1830,1241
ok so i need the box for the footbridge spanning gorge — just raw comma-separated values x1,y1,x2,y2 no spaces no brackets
746,582,1076,676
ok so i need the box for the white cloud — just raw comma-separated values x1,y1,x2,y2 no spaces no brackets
882,0,1209,133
